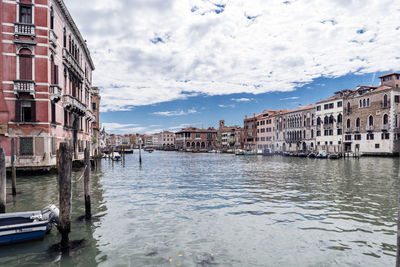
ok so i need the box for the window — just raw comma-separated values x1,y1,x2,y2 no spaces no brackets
356,117,360,127
63,28,67,48
337,129,342,135
324,104,329,110
317,131,321,136
368,115,374,126
337,101,342,107
346,119,351,129
21,101,33,122
329,103,334,109
381,133,390,140
367,98,370,107
337,114,342,123
19,49,32,80
383,94,388,108
51,137,57,154
395,96,400,103
92,102,97,111
383,114,388,125
354,134,361,140
317,106,321,111
20,137,33,156
363,99,366,107
359,99,362,108
317,117,321,125
20,5,32,24
50,7,54,30
375,144,380,149
51,102,56,124
367,133,374,140
345,135,352,141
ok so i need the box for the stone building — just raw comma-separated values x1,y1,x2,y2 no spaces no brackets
0,0,96,168
274,105,315,152
155,131,175,150
315,90,352,153
343,73,400,155
175,127,217,151
242,114,258,151
217,120,242,150
256,110,278,152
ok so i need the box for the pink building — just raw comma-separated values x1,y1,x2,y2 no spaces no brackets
256,110,278,152
0,0,96,169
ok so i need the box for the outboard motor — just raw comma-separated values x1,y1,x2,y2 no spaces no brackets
41,204,60,225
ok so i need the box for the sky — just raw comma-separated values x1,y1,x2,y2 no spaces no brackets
65,0,400,134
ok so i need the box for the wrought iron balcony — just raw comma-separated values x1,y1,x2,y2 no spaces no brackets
366,125,374,131
381,124,389,131
14,22,35,37
50,85,62,102
63,95,86,115
13,80,35,97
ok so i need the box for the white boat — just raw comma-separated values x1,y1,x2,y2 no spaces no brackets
112,152,122,161
316,150,328,159
0,205,59,245
235,149,245,155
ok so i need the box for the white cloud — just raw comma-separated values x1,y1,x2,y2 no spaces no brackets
231,98,253,102
218,104,235,108
152,108,197,116
66,0,400,112
280,96,300,100
102,122,147,134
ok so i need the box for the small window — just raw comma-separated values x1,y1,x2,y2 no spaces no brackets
92,102,97,110
375,144,380,149
395,95,400,103
337,101,342,107
324,104,329,110
329,103,334,109
20,137,33,156
317,106,321,111
21,101,32,122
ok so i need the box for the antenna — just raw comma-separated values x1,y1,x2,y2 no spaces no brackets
371,72,376,86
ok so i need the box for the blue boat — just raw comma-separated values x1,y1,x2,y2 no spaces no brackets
0,205,59,246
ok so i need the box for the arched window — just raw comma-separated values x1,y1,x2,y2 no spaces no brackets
19,48,32,80
383,94,388,108
383,114,388,125
337,113,342,123
363,99,366,107
50,7,54,30
367,98,370,107
347,102,351,113
317,117,321,125
356,117,360,127
346,119,351,128
324,116,329,124
329,115,334,124
359,99,362,107
368,115,374,126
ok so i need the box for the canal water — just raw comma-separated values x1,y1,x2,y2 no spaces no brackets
0,152,398,266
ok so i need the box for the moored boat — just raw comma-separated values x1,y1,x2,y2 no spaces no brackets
0,205,59,246
298,152,308,158
235,149,245,155
112,152,122,161
316,150,328,159
308,152,317,158
328,153,340,159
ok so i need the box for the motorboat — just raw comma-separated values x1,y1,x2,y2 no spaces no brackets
244,151,256,156
316,150,328,159
0,205,59,245
282,152,291,157
112,152,122,161
308,152,317,158
298,152,308,158
235,149,245,155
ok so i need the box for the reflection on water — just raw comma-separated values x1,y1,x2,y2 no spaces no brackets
0,152,398,266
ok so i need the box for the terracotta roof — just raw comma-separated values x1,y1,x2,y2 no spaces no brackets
175,127,217,134
379,72,400,78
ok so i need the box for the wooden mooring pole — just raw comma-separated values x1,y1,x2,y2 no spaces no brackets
0,148,6,213
58,143,72,249
11,138,16,196
84,148,91,220
139,141,142,165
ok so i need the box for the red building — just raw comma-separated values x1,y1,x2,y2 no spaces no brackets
0,0,96,169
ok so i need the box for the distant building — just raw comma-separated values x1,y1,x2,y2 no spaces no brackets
256,110,278,152
217,120,242,150
175,127,217,151
92,87,101,154
156,131,175,150
242,114,258,150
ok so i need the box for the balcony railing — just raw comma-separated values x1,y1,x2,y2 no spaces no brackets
366,125,374,131
62,48,84,77
345,127,351,133
382,124,389,131
49,29,58,47
86,109,96,121
354,126,360,133
336,122,343,129
50,85,62,102
323,123,333,130
63,95,86,115
13,80,35,97
14,22,35,36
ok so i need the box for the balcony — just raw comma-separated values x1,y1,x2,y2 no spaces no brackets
62,48,84,78
63,95,86,115
13,80,35,97
50,85,62,102
49,29,58,48
354,126,360,133
14,22,35,37
86,109,96,121
336,122,343,129
381,124,389,131
323,123,333,130
345,127,351,133
316,124,321,129
366,125,374,132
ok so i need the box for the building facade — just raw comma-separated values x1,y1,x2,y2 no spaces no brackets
217,120,242,150
315,90,352,153
0,0,96,168
175,127,217,151
256,110,277,152
343,73,400,155
242,114,258,151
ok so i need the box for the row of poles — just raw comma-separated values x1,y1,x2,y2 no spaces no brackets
0,142,93,251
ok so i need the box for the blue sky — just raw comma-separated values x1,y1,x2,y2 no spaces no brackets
65,0,400,134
